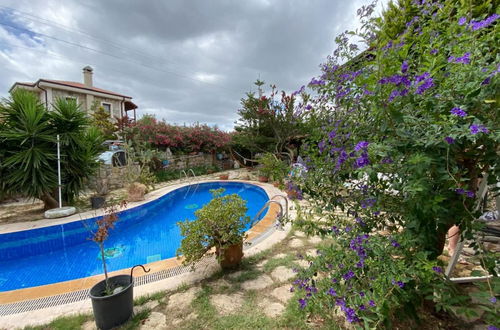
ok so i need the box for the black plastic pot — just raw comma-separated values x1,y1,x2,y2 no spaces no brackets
90,196,105,209
90,275,133,330
89,265,150,330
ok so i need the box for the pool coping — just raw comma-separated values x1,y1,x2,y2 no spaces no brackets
0,180,285,305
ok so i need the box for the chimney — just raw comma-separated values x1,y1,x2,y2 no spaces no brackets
83,66,93,87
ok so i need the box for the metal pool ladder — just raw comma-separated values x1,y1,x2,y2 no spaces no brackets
183,169,200,198
250,194,289,229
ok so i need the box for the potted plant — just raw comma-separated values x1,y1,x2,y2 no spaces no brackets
177,188,251,269
88,201,150,330
91,177,108,209
257,153,279,183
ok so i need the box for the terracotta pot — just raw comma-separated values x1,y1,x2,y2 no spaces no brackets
219,174,229,180
258,176,269,183
216,243,243,269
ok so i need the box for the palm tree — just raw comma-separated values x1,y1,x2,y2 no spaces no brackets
0,89,58,209
0,90,103,210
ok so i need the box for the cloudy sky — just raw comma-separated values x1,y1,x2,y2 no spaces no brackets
0,0,384,131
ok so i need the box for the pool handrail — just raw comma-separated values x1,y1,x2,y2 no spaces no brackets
250,199,286,229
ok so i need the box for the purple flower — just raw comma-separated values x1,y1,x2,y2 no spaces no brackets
432,266,443,273
487,326,499,330
298,298,307,309
331,226,340,234
318,140,326,153
391,240,400,248
309,77,326,86
369,300,376,307
327,288,337,296
414,72,434,94
355,153,370,168
359,304,366,311
450,107,467,117
292,85,305,96
455,188,465,195
361,198,376,208
470,124,489,135
397,281,405,288
354,141,369,151
430,48,438,55
466,191,475,198
448,52,471,64
401,60,409,73
458,17,467,25
359,291,365,297
344,307,359,323
482,77,491,85
445,136,455,144
490,297,497,304
471,13,500,31
343,270,355,281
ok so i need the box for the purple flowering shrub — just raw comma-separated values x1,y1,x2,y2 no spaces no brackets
288,0,499,327
296,0,499,256
291,225,461,326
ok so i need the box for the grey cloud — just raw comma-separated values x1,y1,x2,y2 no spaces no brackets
0,0,380,129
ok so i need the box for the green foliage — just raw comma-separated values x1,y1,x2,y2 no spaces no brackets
257,152,289,182
0,90,103,208
177,188,250,265
51,98,105,204
23,313,91,330
0,89,57,204
233,80,307,155
122,140,157,190
90,100,118,140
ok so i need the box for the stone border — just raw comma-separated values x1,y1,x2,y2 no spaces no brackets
0,221,291,329
0,180,285,304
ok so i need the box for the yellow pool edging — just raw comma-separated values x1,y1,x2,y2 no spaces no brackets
0,181,281,305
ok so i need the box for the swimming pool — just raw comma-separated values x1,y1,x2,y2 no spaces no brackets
0,182,269,292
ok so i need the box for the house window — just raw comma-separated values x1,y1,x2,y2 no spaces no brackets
101,102,112,115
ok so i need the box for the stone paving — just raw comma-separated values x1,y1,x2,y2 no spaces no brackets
131,228,319,329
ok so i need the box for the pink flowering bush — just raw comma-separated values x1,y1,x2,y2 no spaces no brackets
125,115,231,153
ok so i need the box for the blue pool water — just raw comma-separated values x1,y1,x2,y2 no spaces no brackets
0,182,269,292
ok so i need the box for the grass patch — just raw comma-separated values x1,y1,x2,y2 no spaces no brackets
275,292,312,330
24,314,91,330
117,309,151,330
262,254,296,272
133,291,166,306
227,269,262,283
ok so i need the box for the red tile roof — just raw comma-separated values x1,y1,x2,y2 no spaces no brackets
41,79,132,98
11,79,132,99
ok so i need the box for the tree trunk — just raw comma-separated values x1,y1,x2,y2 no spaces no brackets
40,193,58,211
